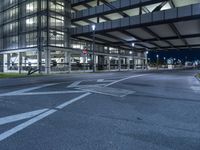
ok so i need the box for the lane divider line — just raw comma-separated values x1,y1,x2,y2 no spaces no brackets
0,109,49,126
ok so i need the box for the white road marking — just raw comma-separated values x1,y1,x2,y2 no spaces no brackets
0,73,148,141
67,81,82,88
77,86,135,97
0,92,91,141
79,88,135,97
105,74,147,87
76,84,106,88
97,79,104,82
0,90,86,97
97,79,116,83
56,92,91,109
0,83,58,97
0,109,48,125
0,109,56,141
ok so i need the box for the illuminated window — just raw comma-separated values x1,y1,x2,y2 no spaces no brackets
26,2,37,13
26,18,34,25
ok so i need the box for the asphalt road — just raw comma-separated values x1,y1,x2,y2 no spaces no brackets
0,70,199,150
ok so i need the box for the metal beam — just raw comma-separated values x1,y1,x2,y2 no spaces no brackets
99,0,129,18
99,33,134,48
142,27,176,49
120,30,160,49
72,0,165,22
169,23,190,48
152,1,168,12
71,0,94,7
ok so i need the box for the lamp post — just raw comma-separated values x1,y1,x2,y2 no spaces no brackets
163,57,166,66
145,51,149,70
129,51,133,70
156,54,159,70
131,43,135,70
92,24,96,72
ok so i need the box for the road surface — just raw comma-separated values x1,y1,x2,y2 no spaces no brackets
0,70,199,150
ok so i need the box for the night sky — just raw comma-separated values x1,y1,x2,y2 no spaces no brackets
148,48,200,62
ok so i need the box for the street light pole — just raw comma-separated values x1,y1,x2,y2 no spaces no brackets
164,57,166,66
92,25,96,73
145,51,149,70
156,54,159,70
129,51,133,70
132,43,135,70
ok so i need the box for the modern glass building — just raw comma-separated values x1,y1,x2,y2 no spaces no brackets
0,0,200,74
0,0,71,74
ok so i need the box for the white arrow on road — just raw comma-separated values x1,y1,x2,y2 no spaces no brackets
67,81,82,88
97,79,116,83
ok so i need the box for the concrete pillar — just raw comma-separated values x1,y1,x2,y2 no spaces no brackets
37,50,42,74
3,54,7,72
132,57,135,70
107,55,111,71
145,52,148,70
94,55,97,72
45,49,50,74
67,52,71,73
4,53,11,72
0,54,3,72
64,51,68,71
134,59,137,70
18,52,22,74
64,51,68,64
127,57,130,70
7,54,11,70
118,56,121,71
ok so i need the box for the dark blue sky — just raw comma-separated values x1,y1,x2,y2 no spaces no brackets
148,49,200,62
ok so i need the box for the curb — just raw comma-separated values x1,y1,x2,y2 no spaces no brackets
195,74,200,82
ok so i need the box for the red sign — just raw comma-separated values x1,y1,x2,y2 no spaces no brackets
83,48,88,55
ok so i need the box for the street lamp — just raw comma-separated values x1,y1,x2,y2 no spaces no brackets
164,57,166,65
92,24,96,72
92,24,96,31
145,51,149,70
131,43,135,70
156,54,159,70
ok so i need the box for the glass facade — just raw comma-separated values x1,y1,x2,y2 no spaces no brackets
0,0,71,51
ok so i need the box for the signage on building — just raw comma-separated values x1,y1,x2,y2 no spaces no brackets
82,48,88,55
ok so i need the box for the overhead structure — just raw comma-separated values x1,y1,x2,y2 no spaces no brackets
71,0,200,50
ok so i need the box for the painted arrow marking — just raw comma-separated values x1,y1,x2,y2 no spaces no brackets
67,81,82,88
97,79,117,83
